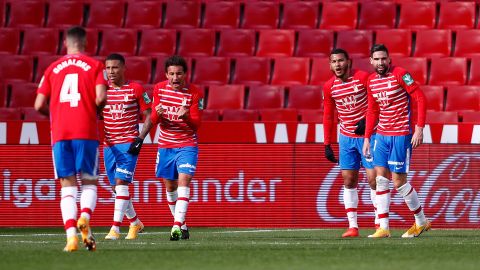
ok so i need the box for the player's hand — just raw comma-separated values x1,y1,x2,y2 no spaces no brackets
155,104,164,117
127,137,144,155
324,145,338,163
362,138,371,159
178,106,189,120
354,118,366,135
411,126,424,148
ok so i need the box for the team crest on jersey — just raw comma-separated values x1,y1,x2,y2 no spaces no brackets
110,103,125,120
402,73,414,86
124,94,129,102
199,98,204,110
143,92,151,104
341,95,356,111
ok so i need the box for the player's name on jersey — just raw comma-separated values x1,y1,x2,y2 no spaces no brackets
53,58,92,74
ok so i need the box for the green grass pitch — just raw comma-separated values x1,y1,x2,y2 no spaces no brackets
0,227,479,270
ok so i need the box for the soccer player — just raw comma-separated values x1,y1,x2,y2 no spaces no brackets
323,48,378,238
137,55,204,241
363,44,431,238
34,26,107,251
102,53,152,240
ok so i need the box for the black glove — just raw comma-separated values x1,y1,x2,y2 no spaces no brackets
325,145,338,163
354,118,366,135
127,137,144,155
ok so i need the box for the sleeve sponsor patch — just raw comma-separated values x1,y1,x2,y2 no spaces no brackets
143,92,151,104
199,98,204,110
103,69,108,81
402,73,414,86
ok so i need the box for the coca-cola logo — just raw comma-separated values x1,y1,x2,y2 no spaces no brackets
316,153,480,226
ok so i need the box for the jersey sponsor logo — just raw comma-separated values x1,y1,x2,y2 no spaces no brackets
199,98,204,110
110,103,125,120
143,92,151,104
402,73,414,86
340,95,356,111
116,167,133,176
179,163,196,169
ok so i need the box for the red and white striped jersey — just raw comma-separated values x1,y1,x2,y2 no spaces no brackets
323,69,370,145
365,66,426,137
103,81,151,146
150,81,203,148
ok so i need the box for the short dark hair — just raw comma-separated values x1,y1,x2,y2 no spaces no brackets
164,55,188,73
370,44,389,57
66,26,86,44
330,48,349,60
106,53,125,65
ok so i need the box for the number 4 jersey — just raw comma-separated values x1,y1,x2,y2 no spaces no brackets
37,54,108,144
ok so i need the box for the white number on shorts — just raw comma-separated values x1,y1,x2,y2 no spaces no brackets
60,73,81,107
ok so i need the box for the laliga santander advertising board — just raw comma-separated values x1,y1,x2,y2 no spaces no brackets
0,121,480,228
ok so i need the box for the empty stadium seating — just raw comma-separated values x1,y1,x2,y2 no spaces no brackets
310,58,332,85
164,1,201,29
256,30,295,57
247,85,285,110
414,30,452,58
0,28,20,54
445,86,480,112
336,30,372,58
138,29,176,57
22,107,48,121
295,30,334,58
429,57,467,86
207,84,244,110
319,2,358,30
461,111,480,123
217,29,255,57
87,1,125,28
21,28,59,55
0,83,6,107
8,0,45,28
124,56,152,85
352,58,374,74
398,2,436,30
454,30,480,58
98,28,137,56
468,57,480,85
46,0,84,28
232,57,270,86
124,1,163,29
178,29,216,57
426,111,458,124
0,55,34,83
287,85,322,110
437,2,476,30
298,109,323,122
242,1,279,29
375,29,412,57
203,1,240,29
9,82,38,108
358,1,396,29
271,57,310,86
421,86,445,111
259,109,298,122
222,109,259,121
201,109,220,121
280,1,319,29
0,108,22,120
392,57,428,85
192,57,230,85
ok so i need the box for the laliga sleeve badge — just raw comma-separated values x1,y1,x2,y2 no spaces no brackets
402,73,414,86
199,98,204,110
143,92,151,104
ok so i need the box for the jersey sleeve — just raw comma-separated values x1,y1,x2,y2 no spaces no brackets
322,79,335,145
37,72,52,97
149,84,161,125
396,68,427,127
185,87,204,131
365,76,380,138
134,83,152,113
94,62,108,86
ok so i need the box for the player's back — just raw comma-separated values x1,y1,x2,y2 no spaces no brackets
38,54,107,143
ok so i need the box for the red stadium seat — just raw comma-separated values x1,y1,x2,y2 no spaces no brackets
98,28,137,56
310,57,332,85
336,30,373,58
8,0,45,27
232,57,270,86
453,30,480,58
36,55,62,82
242,1,279,29
257,30,295,57
207,84,244,110
0,83,6,107
0,0,4,27
438,2,475,30
86,1,125,28
426,111,458,124
445,86,480,111
0,28,20,54
375,29,412,57
222,109,259,121
46,0,83,28
392,57,427,85
398,2,436,30
287,85,322,110
201,109,220,121
247,85,285,110
124,56,152,84
124,1,162,29
192,57,230,85
295,30,334,58
60,28,99,56
420,85,444,111
414,30,452,58
9,82,38,107
21,28,59,55
280,1,319,29
178,29,215,57
0,108,22,120
468,57,480,85
138,29,176,57
351,58,374,74
299,109,323,122
259,109,298,122
22,107,48,121
429,57,467,86
217,29,255,57
319,2,358,30
271,57,310,86
203,1,240,29
461,111,480,123
164,1,200,29
0,55,33,83
358,1,396,30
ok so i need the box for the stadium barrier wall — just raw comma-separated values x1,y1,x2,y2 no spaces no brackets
0,121,479,228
